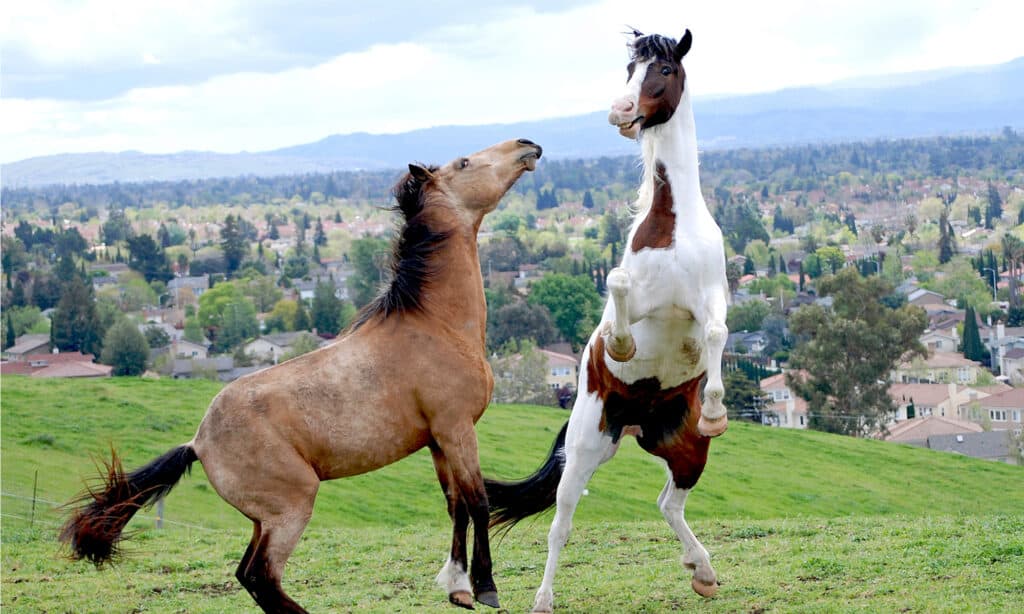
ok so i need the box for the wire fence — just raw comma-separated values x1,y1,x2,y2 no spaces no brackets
1,489,219,533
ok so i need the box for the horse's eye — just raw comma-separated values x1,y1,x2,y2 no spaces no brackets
661,66,672,76
459,158,470,169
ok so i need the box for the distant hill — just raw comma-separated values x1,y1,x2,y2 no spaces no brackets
4,57,1022,188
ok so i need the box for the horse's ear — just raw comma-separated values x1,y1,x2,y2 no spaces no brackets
674,29,692,61
408,163,433,182
632,28,643,38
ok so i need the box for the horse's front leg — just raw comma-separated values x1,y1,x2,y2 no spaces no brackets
603,267,636,362
697,295,729,437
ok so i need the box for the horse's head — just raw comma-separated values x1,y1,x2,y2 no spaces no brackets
609,29,692,139
402,139,542,223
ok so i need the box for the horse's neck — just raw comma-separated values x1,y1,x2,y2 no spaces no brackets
428,225,488,345
640,94,702,209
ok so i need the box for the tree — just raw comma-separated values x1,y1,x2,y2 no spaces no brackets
184,317,206,344
50,276,104,356
727,299,771,333
488,340,554,405
937,208,957,264
787,268,927,437
723,369,768,423
3,313,15,350
143,324,172,349
347,237,390,307
487,300,559,352
1,236,28,288
281,332,322,361
197,281,258,351
960,305,989,363
126,234,173,283
311,281,343,336
527,273,603,349
100,320,150,376
294,298,311,332
986,182,1003,229
220,214,247,278
314,216,327,247
582,190,595,209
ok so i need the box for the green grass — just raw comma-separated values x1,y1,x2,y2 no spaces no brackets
2,375,1023,612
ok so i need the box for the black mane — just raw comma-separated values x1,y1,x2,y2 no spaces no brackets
631,33,678,63
348,167,450,332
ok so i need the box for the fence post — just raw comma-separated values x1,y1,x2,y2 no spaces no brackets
30,470,38,530
156,497,164,529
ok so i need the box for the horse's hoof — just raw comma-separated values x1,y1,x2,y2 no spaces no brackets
691,577,719,597
697,415,728,438
449,591,475,609
475,590,500,609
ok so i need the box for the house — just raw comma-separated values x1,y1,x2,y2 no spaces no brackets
759,372,808,429
2,334,51,361
880,415,983,446
244,332,318,364
907,288,947,308
170,356,234,380
538,349,578,391
726,331,769,356
920,330,959,354
974,387,1024,434
1,351,112,378
167,275,210,308
890,351,984,385
886,381,1008,422
999,348,1024,385
172,339,209,360
928,431,1019,464
985,323,1024,376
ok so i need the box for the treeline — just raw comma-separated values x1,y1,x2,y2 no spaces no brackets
5,130,1021,213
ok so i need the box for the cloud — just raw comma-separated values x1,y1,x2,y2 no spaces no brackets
2,0,1022,163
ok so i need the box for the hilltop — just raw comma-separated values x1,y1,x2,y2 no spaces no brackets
2,375,1021,533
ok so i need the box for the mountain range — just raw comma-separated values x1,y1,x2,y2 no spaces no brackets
4,57,1022,188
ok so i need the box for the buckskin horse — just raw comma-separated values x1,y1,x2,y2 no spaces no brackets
485,30,729,612
60,138,543,613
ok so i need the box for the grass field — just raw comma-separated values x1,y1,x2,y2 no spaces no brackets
3,375,1023,612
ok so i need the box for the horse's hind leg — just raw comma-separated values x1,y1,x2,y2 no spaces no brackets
236,507,315,613
433,423,499,609
658,479,718,596
430,445,473,609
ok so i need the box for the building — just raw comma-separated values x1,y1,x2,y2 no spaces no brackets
1,351,112,378
538,349,578,391
3,334,52,361
759,372,808,429
172,339,209,360
244,332,320,364
881,415,983,446
928,431,1019,464
891,351,984,385
167,275,210,308
974,387,1024,434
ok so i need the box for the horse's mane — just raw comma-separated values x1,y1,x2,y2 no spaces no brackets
347,167,451,332
630,33,677,63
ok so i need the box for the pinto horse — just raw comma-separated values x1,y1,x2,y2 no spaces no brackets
60,138,543,613
485,30,729,612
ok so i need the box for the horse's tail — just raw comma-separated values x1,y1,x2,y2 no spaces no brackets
60,444,198,566
485,421,568,532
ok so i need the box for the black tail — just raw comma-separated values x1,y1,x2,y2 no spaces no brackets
60,445,197,566
485,421,568,532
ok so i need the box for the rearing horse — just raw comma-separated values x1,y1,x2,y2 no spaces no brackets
485,30,729,612
60,138,543,613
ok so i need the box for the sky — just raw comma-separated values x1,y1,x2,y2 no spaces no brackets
3,0,1023,164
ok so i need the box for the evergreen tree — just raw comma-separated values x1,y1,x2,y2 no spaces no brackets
582,190,595,209
220,214,247,278
314,216,327,246
294,299,310,331
961,305,987,363
986,181,1003,228
100,320,150,376
311,281,343,336
4,313,15,350
126,234,173,283
937,208,957,264
50,276,104,356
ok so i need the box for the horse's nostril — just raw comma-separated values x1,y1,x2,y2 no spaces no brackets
517,138,536,146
